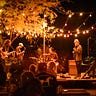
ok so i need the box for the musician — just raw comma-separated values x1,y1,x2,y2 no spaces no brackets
13,43,26,64
9,43,25,85
15,43,26,64
48,47,58,61
73,39,82,78
0,40,13,74
2,39,11,52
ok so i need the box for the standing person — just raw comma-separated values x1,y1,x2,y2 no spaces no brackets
15,43,26,64
73,39,82,78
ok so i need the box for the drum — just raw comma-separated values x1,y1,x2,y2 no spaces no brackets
47,61,59,74
29,64,37,74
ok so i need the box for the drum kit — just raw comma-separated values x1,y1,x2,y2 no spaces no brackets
29,53,59,73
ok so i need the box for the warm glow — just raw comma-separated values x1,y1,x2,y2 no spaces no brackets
75,34,78,37
76,29,79,32
70,33,72,35
44,14,47,18
67,34,69,37
79,12,83,16
22,13,25,16
60,33,63,36
57,34,60,37
0,30,1,34
83,22,85,25
53,35,55,38
65,23,67,26
86,30,89,33
77,31,80,34
68,14,72,18
83,31,86,34
60,29,64,32
89,14,92,17
68,31,70,33
64,34,66,38
0,9,3,13
91,26,94,29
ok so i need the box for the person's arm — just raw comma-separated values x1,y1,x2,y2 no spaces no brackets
73,45,82,54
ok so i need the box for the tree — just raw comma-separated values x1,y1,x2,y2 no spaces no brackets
0,0,60,46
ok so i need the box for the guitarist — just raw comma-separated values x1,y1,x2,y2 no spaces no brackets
15,43,26,64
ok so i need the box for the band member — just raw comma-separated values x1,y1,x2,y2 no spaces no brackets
73,39,82,78
0,39,13,74
48,47,58,61
14,43,26,64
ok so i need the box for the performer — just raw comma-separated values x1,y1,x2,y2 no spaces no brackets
13,43,26,65
73,39,82,78
48,47,58,61
0,39,13,75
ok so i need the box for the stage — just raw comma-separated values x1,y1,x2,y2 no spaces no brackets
56,73,96,89
56,74,96,96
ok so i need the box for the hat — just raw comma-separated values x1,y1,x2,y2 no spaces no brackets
74,39,79,43
19,43,24,47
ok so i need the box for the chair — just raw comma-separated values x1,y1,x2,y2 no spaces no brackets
20,71,34,87
37,62,57,96
29,64,37,74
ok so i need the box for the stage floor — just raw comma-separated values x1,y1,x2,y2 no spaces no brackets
57,73,96,82
57,74,96,96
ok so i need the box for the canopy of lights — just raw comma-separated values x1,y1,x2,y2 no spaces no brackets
0,0,96,45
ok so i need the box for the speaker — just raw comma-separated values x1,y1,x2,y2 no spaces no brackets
68,60,77,76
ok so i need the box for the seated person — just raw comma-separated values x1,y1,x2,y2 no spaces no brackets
13,77,44,96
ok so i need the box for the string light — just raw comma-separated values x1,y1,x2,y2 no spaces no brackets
79,12,83,16
65,23,67,26
76,29,79,32
91,26,94,29
83,31,86,34
57,34,60,37
60,29,64,32
60,33,63,36
89,14,92,17
0,5,95,40
70,33,72,35
75,34,78,37
53,35,55,38
83,22,85,25
77,31,80,34
64,34,66,38
68,31,70,33
67,34,69,37
68,14,72,18
86,30,89,33
0,9,3,13
22,13,25,16
0,30,1,34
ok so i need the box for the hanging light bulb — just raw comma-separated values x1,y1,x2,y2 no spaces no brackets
89,14,92,17
76,29,80,32
75,34,78,37
64,34,66,38
91,26,94,29
65,23,67,26
83,31,86,34
68,14,72,18
0,30,1,34
79,12,83,16
86,30,89,33
67,34,69,37
83,22,85,25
